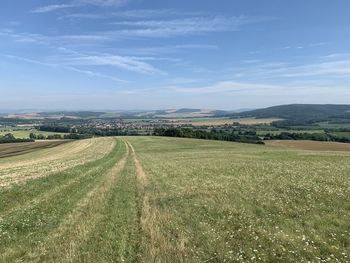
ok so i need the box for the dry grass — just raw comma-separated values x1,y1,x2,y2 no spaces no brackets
127,140,188,263
233,118,281,125
266,140,350,151
29,141,129,262
0,138,128,262
0,138,116,187
0,140,69,158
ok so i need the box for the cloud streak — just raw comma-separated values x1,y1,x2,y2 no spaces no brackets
224,55,350,82
32,0,131,13
31,4,77,13
55,53,165,74
76,0,130,6
110,16,269,38
0,30,164,75
0,54,128,83
63,9,206,20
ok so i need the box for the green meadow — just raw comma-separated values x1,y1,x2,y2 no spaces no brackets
0,137,349,262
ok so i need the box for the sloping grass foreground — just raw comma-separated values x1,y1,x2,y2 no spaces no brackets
1,136,350,262
127,136,350,262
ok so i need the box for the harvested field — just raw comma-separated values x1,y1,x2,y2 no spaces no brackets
266,139,350,151
0,140,69,158
0,138,116,187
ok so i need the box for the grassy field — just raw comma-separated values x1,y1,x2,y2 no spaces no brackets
332,132,350,139
317,121,350,129
1,137,350,262
0,129,68,139
257,129,325,136
266,139,350,151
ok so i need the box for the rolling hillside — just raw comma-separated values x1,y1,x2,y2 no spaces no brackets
235,104,350,121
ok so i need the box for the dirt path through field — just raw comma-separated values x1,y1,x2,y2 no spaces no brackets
126,140,154,262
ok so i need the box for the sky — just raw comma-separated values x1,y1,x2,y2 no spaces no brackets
1,0,350,110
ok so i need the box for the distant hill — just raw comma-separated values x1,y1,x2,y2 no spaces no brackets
172,108,202,114
134,108,231,118
2,109,233,120
235,104,350,121
40,111,105,118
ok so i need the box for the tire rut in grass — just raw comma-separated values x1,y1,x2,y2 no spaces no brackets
76,145,140,262
26,140,130,262
127,140,187,263
127,141,157,262
1,164,106,218
0,139,121,217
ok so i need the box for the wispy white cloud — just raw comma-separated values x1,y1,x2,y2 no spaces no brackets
224,55,350,82
167,80,350,106
32,0,131,13
0,30,50,45
113,9,204,18
62,13,107,19
63,9,205,20
308,42,328,47
54,15,269,40
49,47,165,74
55,53,165,74
281,59,350,77
110,16,269,38
278,42,327,51
75,0,130,7
0,29,164,74
170,81,285,94
114,44,218,56
31,4,77,13
64,65,129,82
1,54,128,83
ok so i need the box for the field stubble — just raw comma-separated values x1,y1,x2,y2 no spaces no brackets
0,138,116,187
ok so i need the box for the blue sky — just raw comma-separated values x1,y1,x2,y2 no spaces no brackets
1,0,350,110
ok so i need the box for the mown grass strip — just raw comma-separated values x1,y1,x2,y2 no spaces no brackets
0,139,118,214
75,145,140,263
0,146,116,216
0,139,124,262
26,141,130,262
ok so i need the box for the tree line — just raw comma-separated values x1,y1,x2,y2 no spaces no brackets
153,127,264,144
38,125,143,136
0,133,34,144
29,133,92,140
